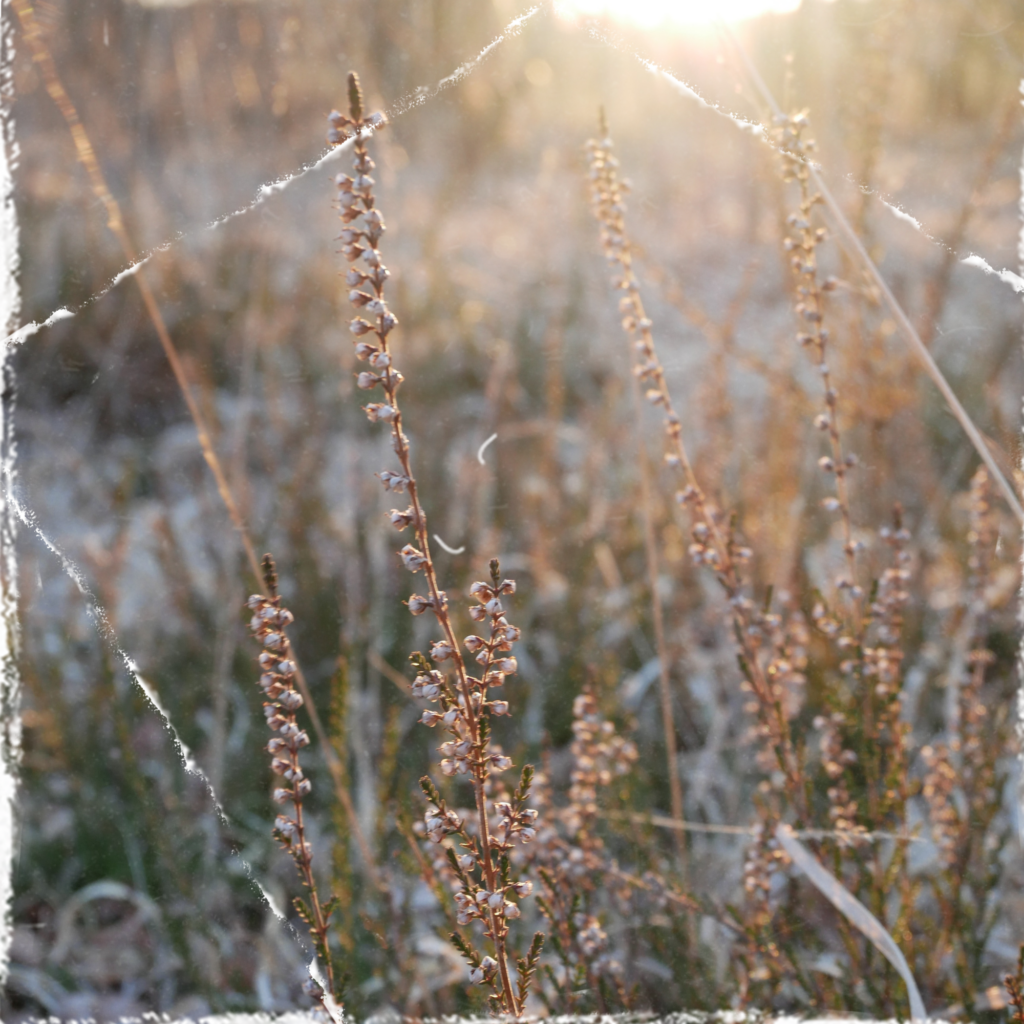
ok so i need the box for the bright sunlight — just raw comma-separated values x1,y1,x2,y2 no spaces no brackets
554,0,803,28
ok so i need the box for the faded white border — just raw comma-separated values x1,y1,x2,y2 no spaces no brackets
1018,78,1024,852
0,2,1018,1022
0,0,20,997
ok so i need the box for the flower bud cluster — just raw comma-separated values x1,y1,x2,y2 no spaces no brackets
922,468,1002,873
327,86,408,484
742,822,789,919
247,591,313,839
866,513,912,697
423,805,464,844
468,955,498,985
776,112,862,616
920,742,958,866
245,560,340,1009
412,574,523,783
565,691,637,834
742,603,809,777
418,767,538,983
331,81,538,1015
586,132,752,601
812,711,861,834
959,466,998,778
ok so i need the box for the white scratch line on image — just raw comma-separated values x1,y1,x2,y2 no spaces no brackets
132,664,203,778
254,880,286,922
434,533,466,555
879,199,923,231
3,246,176,352
2,8,539,355
107,245,167,287
0,0,20,992
4,306,73,351
477,432,498,465
962,252,1024,294
204,137,355,233
645,58,766,138
387,5,543,120
3,489,318,957
585,21,765,139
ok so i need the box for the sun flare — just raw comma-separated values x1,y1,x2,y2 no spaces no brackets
554,0,804,28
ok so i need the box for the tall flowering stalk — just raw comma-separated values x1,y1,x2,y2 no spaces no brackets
585,119,809,823
776,112,863,623
246,554,341,1018
327,73,542,1017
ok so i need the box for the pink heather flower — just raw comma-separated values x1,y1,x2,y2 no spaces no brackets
430,642,454,662
400,545,428,571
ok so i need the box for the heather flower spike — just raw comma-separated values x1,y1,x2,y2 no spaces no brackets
776,112,862,619
328,74,541,1017
246,554,341,1019
587,116,809,821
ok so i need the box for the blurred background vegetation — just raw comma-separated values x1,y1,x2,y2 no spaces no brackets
4,0,1024,1019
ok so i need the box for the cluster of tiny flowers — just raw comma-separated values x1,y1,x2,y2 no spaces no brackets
451,878,535,931
865,517,912,695
415,577,522,779
524,698,632,878
327,110,403,413
776,112,863,608
586,132,732,583
813,711,861,834
740,822,791,981
565,691,637,834
923,468,999,867
422,804,464,844
585,142,716,628
745,605,809,778
247,591,312,857
418,771,538,1004
960,467,997,776
510,696,674,992
416,778,536,927
920,742,959,866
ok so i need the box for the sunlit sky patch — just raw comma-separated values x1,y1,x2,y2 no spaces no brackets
554,0,804,28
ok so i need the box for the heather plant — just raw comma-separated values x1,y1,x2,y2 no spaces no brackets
326,73,543,1018
587,119,810,827
585,105,1021,1019
244,554,341,1018
6,3,1024,1022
